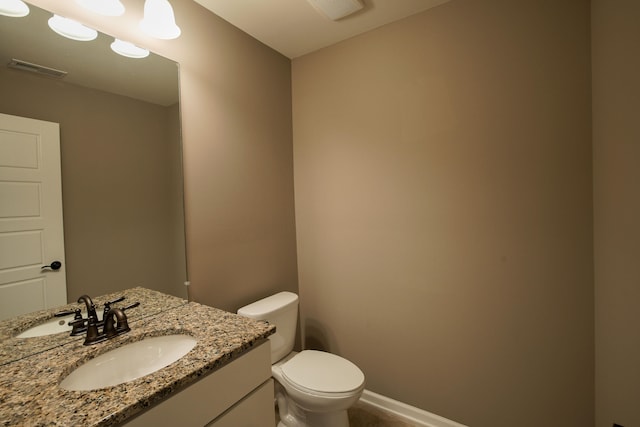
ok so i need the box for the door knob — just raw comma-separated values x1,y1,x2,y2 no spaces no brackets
42,261,62,270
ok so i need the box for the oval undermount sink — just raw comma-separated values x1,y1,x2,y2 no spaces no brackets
16,312,97,338
60,334,197,391
15,316,75,338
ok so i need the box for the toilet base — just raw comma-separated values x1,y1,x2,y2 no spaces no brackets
277,408,349,427
276,381,351,427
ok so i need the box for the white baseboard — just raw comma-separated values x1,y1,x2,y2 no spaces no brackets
358,390,468,427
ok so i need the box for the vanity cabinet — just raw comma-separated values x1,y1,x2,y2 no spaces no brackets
123,340,274,427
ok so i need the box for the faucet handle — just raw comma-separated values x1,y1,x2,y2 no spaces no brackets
102,296,126,318
122,302,140,311
55,308,82,319
105,296,125,305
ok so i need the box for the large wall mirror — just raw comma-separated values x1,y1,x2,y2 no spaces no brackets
0,2,188,313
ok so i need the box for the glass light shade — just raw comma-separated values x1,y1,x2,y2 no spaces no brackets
111,39,150,59
139,0,181,40
75,0,125,17
0,0,29,17
48,15,98,41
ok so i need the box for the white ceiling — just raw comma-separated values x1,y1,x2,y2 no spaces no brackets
193,0,451,59
1,0,451,105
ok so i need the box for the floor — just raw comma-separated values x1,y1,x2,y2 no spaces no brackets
348,401,418,427
276,400,418,426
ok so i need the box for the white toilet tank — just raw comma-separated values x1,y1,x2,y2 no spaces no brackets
237,291,299,364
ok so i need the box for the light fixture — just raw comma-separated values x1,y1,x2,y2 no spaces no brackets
48,14,98,41
0,0,29,17
139,0,181,40
111,39,150,59
75,0,125,17
306,0,363,21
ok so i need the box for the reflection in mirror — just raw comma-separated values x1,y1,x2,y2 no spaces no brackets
0,2,187,327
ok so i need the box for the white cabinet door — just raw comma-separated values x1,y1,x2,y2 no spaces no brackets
0,113,66,320
207,379,275,427
123,341,273,427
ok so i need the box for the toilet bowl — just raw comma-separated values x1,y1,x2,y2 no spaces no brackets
237,292,365,427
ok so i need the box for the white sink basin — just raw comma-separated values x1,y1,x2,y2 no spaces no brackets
16,316,74,338
60,334,197,391
16,312,98,338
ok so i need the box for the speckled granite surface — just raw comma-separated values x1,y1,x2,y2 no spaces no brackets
0,288,187,365
0,299,275,426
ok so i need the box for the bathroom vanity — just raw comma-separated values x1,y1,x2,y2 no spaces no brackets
0,287,187,364
0,288,276,426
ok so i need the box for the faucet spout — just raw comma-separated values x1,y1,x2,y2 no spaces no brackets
77,295,98,322
103,308,130,338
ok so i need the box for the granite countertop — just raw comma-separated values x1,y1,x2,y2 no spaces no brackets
0,287,188,365
0,296,275,426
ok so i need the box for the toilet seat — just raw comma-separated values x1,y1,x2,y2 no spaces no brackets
280,350,365,396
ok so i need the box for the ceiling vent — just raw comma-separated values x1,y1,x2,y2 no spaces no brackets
306,0,363,21
7,59,67,78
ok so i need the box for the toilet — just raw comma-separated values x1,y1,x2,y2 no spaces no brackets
238,291,365,427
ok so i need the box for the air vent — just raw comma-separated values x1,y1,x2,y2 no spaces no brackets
7,59,67,78
306,0,363,21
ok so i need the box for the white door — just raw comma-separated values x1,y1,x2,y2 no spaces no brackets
0,113,67,321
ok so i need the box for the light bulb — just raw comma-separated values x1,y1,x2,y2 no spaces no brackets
139,0,181,40
0,0,29,17
111,39,150,59
48,15,98,41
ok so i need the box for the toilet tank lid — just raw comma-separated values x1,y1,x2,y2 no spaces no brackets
237,291,298,318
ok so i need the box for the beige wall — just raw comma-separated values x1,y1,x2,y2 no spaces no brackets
17,1,629,426
27,0,299,312
0,67,185,299
292,1,593,426
593,1,640,426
